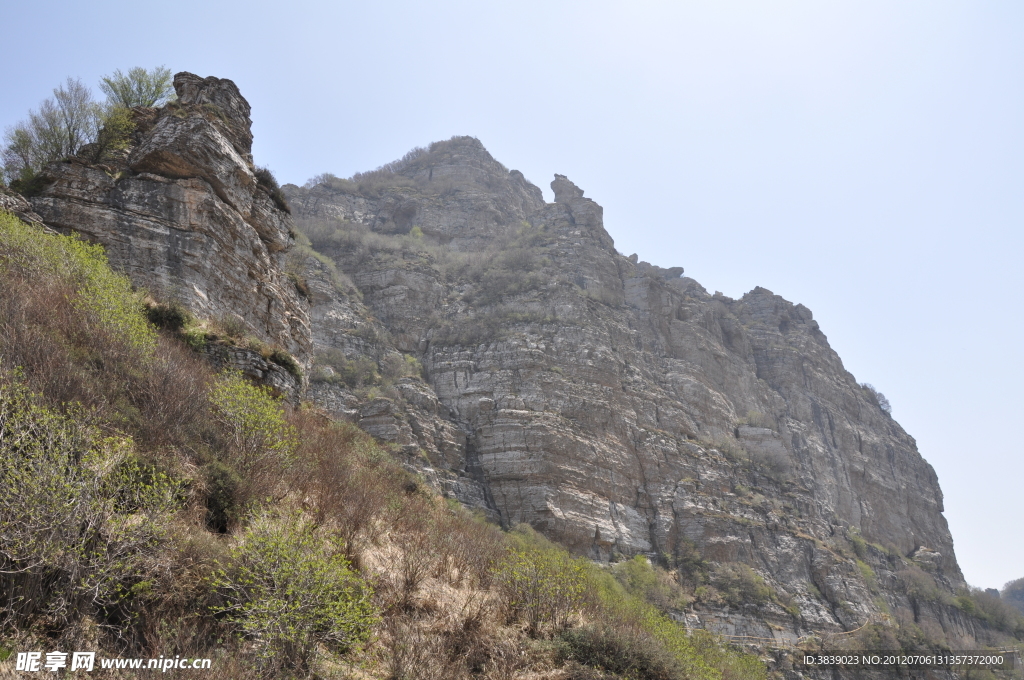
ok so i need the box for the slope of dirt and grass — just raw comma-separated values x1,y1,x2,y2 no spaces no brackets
0,209,767,679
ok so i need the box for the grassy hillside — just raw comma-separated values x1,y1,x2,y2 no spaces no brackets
0,208,766,679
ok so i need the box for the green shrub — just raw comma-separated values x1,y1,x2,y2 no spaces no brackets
898,565,948,605
583,564,764,680
738,411,772,428
8,169,51,197
856,559,878,591
380,352,423,382
87,105,136,163
0,211,155,352
672,538,708,586
268,348,302,378
146,300,191,331
182,325,208,350
208,371,297,482
956,593,978,617
498,526,588,635
212,314,249,340
559,624,685,680
287,271,312,301
204,460,241,533
849,532,868,559
210,511,377,670
312,348,380,388
612,556,689,611
709,562,772,607
0,373,179,630
284,238,356,297
254,166,290,214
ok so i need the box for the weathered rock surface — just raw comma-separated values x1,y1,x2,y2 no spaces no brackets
291,243,494,513
28,73,310,361
283,137,976,644
200,343,301,395
0,186,46,228
288,137,546,251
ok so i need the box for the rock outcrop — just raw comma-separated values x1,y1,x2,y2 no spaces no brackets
283,138,971,644
28,73,310,361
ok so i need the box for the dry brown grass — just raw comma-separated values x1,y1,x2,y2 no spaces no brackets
0,269,216,457
0,216,772,679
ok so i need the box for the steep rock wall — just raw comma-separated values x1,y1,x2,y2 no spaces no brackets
284,139,969,642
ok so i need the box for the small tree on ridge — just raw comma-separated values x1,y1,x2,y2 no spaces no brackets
99,66,175,108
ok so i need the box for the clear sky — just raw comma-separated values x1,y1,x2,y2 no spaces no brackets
3,0,1020,589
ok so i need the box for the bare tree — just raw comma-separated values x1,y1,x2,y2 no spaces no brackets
51,77,99,155
860,383,892,415
2,78,100,185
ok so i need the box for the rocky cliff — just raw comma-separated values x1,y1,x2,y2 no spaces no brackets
20,75,987,650
28,73,310,364
282,136,979,646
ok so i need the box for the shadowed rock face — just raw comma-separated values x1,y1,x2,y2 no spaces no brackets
29,72,310,361
284,141,968,641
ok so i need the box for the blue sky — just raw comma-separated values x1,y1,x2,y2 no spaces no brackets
3,0,1021,589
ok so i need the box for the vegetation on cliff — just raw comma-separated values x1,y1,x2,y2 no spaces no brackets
0,208,766,678
0,68,173,194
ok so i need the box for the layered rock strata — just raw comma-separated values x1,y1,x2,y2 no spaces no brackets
29,73,310,361
283,137,973,644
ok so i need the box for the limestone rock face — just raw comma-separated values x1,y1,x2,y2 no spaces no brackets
291,245,493,513
284,139,968,641
29,73,310,361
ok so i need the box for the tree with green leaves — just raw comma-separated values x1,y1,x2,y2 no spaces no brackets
99,66,175,108
2,68,170,190
85,105,135,163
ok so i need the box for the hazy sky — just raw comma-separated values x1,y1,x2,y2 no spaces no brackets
3,0,1021,589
